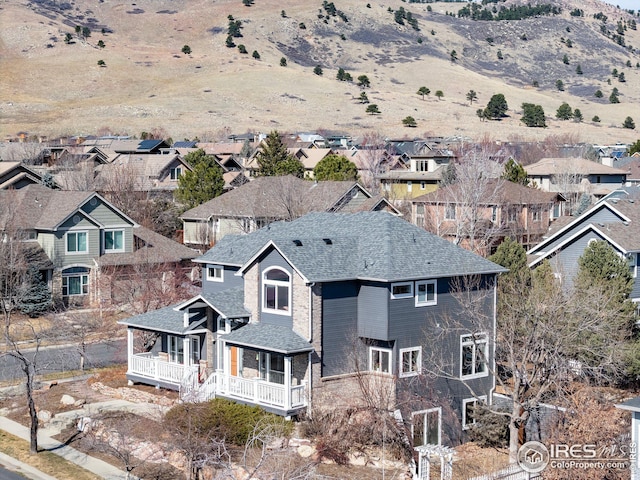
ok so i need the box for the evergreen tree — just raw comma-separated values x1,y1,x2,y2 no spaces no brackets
573,193,591,216
257,131,304,178
520,103,546,127
313,154,358,181
573,108,583,122
502,158,528,185
357,75,371,88
175,155,225,209
439,162,457,186
417,86,430,100
41,172,56,189
624,116,636,129
556,102,573,120
484,93,508,119
313,65,323,76
489,237,530,286
628,139,640,156
402,116,417,127
366,104,380,114
17,265,51,318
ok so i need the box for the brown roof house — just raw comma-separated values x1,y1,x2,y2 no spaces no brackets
526,157,627,208
412,179,565,256
0,185,198,307
0,162,54,190
180,176,399,247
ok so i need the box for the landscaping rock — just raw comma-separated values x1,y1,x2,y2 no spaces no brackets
60,394,76,405
37,409,51,422
297,444,316,458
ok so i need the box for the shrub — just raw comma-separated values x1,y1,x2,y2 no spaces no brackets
165,399,292,446
97,59,106,66
623,116,636,129
181,45,191,55
280,57,287,67
402,116,417,127
252,50,260,59
592,115,601,123
238,44,247,54
594,89,603,98
313,65,323,76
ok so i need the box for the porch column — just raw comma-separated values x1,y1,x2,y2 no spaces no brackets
284,356,292,412
127,329,134,373
183,337,191,376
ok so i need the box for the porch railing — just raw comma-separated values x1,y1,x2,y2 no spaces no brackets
215,372,307,411
129,353,197,385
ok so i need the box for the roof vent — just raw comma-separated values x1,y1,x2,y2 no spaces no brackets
611,198,619,203
293,239,303,246
623,221,630,226
323,238,332,245
630,199,635,203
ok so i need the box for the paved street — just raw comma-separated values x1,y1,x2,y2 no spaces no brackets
0,338,127,382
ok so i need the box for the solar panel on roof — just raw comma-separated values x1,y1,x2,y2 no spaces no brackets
173,141,198,148
138,139,162,151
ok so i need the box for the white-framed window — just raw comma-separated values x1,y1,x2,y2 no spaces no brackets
104,229,124,252
628,253,637,278
189,336,201,365
532,207,541,222
391,281,413,299
170,167,182,180
416,280,437,306
384,182,391,192
259,352,285,384
400,347,421,377
461,333,488,379
61,267,89,296
66,231,88,254
262,267,291,315
369,346,392,374
168,335,184,364
207,265,224,282
407,181,413,193
445,203,456,220
462,396,487,430
507,207,518,223
412,408,441,446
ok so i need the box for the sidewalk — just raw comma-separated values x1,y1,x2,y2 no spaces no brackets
0,416,128,480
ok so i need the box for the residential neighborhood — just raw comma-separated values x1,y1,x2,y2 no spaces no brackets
2,131,640,480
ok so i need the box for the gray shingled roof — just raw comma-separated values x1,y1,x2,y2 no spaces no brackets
221,323,312,354
616,396,640,412
178,288,251,319
198,211,505,282
118,304,200,334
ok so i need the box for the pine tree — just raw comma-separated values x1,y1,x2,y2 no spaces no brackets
257,131,304,177
17,265,51,318
502,158,528,185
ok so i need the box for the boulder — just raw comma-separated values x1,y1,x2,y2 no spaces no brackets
37,410,51,422
60,394,76,406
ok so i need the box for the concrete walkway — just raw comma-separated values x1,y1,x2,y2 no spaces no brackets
0,416,129,480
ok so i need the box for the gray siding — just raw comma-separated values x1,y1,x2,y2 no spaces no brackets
258,249,294,328
55,216,100,268
632,255,640,300
81,199,132,227
202,265,243,294
321,281,359,377
542,207,625,252
551,230,610,288
357,282,389,339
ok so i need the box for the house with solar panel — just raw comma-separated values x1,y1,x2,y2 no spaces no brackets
120,211,504,443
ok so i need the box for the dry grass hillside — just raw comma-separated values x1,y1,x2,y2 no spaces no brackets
1,0,640,142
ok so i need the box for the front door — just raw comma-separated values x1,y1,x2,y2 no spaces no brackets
230,346,239,376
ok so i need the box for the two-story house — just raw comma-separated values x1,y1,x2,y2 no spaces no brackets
0,184,198,306
180,176,399,247
120,211,504,444
412,180,565,255
527,190,640,297
526,157,627,207
376,149,456,200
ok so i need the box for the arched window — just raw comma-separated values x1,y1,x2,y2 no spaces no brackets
62,266,90,296
262,267,291,314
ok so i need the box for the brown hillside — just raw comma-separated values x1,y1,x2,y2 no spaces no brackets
1,0,640,142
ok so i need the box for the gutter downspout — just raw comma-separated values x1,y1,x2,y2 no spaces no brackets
307,282,316,415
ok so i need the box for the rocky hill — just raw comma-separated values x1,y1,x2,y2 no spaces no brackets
1,0,640,142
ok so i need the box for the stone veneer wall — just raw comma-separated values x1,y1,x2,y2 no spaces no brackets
291,270,310,340
244,263,259,320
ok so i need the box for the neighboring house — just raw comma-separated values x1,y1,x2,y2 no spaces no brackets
0,185,198,307
412,180,565,255
120,211,504,446
244,148,338,178
615,397,640,480
376,149,455,200
527,192,640,297
180,176,399,247
526,157,627,203
94,153,194,196
0,162,54,190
